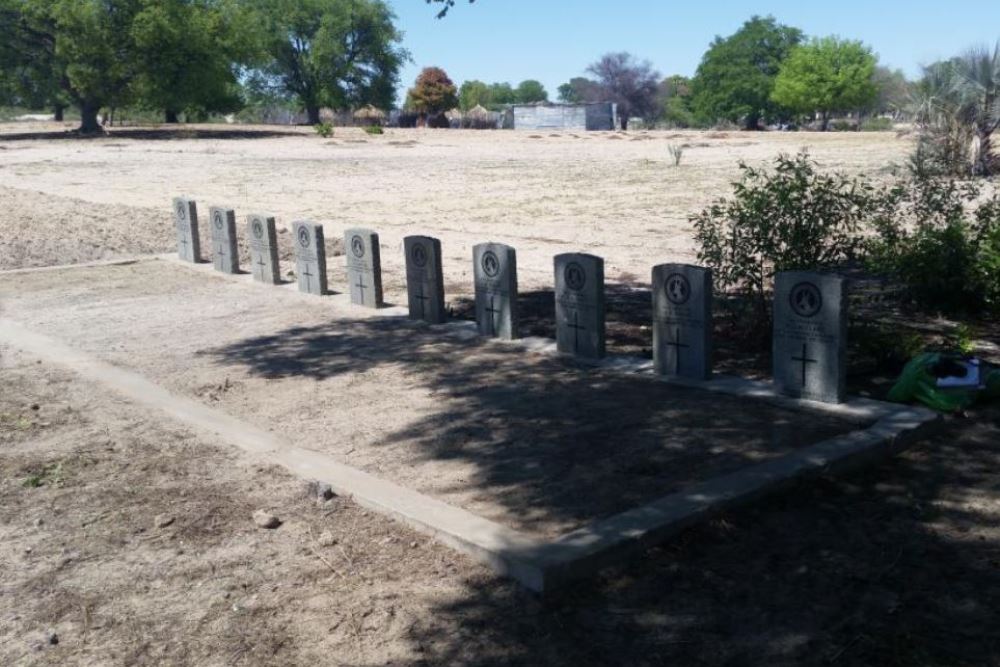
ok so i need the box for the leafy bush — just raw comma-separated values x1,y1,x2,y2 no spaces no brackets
363,125,384,135
692,151,873,323
860,117,893,131
314,122,333,138
830,119,856,132
866,174,1000,315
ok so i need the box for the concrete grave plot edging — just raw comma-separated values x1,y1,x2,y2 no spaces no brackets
1,258,942,594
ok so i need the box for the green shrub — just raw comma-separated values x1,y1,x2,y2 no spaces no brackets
830,119,856,132
314,122,334,138
865,174,1000,315
692,151,874,324
363,125,384,135
860,117,893,132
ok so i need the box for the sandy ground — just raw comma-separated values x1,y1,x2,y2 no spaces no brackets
2,124,998,665
0,123,913,296
2,260,858,539
2,341,997,666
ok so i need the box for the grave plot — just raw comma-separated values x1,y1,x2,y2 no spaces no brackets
0,259,936,590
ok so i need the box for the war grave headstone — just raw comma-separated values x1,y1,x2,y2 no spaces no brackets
292,220,328,296
173,197,201,263
247,213,280,285
554,253,605,359
208,206,239,274
773,271,847,403
473,243,519,340
652,264,713,380
404,236,446,324
344,228,384,308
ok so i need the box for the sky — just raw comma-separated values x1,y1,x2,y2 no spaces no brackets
387,0,1000,103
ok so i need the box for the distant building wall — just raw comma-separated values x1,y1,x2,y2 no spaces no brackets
512,103,617,131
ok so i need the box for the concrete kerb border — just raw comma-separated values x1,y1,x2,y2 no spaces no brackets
1,255,942,593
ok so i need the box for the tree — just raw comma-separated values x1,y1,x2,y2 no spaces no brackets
487,81,516,106
771,37,877,130
130,0,251,123
515,79,547,104
407,66,458,116
252,0,407,125
690,15,803,130
459,79,490,110
869,66,910,117
557,77,600,104
911,43,1000,176
659,75,696,127
586,52,660,129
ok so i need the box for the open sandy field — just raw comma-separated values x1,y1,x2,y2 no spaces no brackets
2,123,999,666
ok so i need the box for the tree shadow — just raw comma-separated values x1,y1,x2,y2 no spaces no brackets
0,127,299,142
202,318,861,537
349,407,1000,666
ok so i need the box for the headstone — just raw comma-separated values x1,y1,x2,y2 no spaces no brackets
292,220,328,296
173,197,201,263
773,271,847,403
652,264,713,380
404,236,446,324
247,213,280,284
208,206,239,274
554,253,605,359
344,228,383,308
473,243,518,339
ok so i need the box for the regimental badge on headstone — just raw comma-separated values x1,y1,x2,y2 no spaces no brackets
404,236,446,324
291,220,328,296
773,271,847,403
554,253,605,359
652,263,713,380
344,228,384,308
173,197,201,263
208,206,239,274
473,243,518,340
246,214,280,285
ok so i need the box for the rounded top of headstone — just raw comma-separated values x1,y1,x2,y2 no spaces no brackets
411,242,428,268
297,225,311,248
351,235,365,258
789,281,823,318
481,250,500,278
251,218,264,239
664,273,691,305
564,262,586,291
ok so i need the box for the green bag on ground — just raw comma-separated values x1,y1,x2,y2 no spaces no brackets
888,352,1000,412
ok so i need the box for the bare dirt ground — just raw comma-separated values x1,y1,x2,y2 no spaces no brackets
2,123,999,665
2,260,860,539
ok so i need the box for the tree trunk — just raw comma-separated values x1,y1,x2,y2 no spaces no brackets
619,116,628,131
78,102,102,134
165,110,180,124
821,112,831,132
53,105,65,122
306,105,321,125
744,114,760,131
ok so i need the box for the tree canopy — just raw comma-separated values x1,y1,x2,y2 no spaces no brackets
407,66,458,115
771,37,877,130
250,0,406,125
690,15,803,129
515,79,548,103
586,52,660,129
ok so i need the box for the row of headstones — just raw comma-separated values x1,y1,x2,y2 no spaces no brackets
174,198,847,404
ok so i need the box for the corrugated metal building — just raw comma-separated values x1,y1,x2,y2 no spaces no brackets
511,103,618,131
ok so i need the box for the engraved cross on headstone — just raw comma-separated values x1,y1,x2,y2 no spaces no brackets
665,327,690,375
567,310,586,353
414,284,430,318
484,295,500,336
301,266,315,292
792,343,818,387
355,274,368,302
